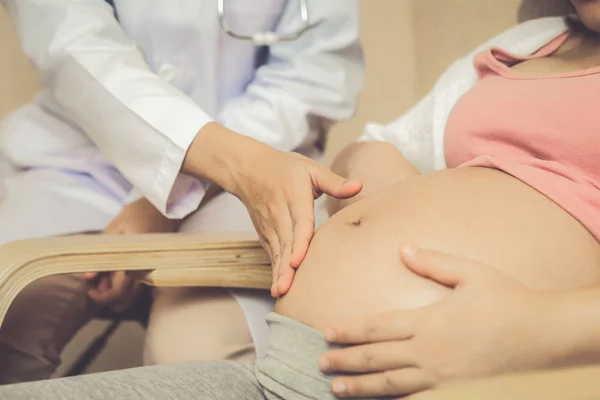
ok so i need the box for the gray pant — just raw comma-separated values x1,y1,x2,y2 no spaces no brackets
0,314,382,400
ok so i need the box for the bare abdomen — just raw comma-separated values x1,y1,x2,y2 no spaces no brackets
276,167,600,332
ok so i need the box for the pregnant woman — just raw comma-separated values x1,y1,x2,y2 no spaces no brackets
2,1,600,399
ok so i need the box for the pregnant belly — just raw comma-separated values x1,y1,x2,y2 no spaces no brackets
276,167,600,333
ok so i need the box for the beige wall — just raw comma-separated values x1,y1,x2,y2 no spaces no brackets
325,1,418,161
0,9,39,118
0,1,521,161
413,0,521,96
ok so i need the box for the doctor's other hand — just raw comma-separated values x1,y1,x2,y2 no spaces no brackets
183,123,363,298
84,271,142,314
319,247,559,398
104,196,180,235
84,197,179,312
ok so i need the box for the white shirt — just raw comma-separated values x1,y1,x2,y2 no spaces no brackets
1,0,364,218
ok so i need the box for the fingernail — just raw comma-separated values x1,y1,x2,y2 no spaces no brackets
318,356,330,371
402,245,418,257
325,328,336,341
332,381,347,395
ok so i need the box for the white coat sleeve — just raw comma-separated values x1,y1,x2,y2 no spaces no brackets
358,93,438,174
217,0,364,152
2,0,212,219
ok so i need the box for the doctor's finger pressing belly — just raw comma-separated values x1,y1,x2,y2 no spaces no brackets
0,0,364,382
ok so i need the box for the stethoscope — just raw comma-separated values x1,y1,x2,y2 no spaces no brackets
217,0,309,46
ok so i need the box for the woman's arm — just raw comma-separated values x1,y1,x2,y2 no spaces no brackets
326,78,442,216
327,141,419,215
320,248,600,398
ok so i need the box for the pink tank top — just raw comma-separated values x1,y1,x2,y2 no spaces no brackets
445,32,600,241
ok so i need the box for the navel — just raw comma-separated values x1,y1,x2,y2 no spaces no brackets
347,216,364,226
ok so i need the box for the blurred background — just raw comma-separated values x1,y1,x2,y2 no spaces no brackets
0,0,521,374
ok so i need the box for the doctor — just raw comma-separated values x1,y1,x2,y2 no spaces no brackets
0,0,363,383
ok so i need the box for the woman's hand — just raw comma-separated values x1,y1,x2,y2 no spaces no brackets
85,198,179,312
183,123,363,298
319,247,560,398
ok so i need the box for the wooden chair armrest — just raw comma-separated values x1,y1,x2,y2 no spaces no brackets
0,232,270,328
126,265,270,288
410,365,600,400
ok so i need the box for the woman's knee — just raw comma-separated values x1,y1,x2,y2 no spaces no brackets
144,287,255,365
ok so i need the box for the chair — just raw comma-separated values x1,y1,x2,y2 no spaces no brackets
0,233,271,324
0,231,270,330
0,231,271,375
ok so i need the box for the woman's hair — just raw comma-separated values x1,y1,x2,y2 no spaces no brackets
565,14,588,33
517,0,596,36
518,0,575,23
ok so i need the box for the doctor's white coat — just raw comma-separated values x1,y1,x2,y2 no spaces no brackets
1,0,363,217
0,0,363,357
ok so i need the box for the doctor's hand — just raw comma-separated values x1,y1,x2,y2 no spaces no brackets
85,198,179,312
235,150,362,298
183,123,363,298
319,247,559,398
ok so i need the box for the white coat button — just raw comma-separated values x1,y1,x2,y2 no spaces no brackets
157,63,177,83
